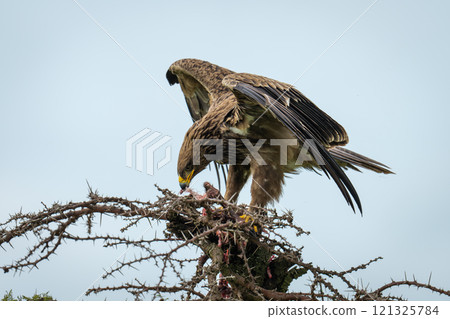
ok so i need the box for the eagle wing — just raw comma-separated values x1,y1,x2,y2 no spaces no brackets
222,73,362,212
166,66,211,121
166,59,234,121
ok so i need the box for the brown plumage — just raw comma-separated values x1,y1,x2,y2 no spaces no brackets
168,58,393,213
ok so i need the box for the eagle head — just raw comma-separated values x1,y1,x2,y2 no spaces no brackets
177,123,216,190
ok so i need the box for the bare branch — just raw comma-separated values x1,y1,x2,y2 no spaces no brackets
1,185,449,300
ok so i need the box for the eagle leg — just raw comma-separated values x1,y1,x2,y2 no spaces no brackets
249,164,285,208
224,165,250,202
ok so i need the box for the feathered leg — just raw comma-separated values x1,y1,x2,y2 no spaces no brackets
249,164,284,207
224,165,250,202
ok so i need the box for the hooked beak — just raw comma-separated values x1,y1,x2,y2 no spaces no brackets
178,169,195,190
179,182,188,190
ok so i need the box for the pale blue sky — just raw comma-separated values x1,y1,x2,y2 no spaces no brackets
1,0,449,300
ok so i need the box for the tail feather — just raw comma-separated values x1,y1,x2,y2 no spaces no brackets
330,147,393,174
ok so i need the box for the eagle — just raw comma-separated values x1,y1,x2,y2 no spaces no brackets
167,59,392,213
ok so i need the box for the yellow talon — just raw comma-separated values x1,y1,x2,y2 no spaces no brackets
239,214,258,232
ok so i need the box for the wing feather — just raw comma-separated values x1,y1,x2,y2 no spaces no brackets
223,73,362,213
166,58,234,121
